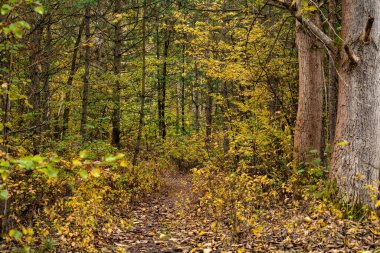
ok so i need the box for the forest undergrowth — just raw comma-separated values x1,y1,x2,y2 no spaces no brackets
1,135,379,253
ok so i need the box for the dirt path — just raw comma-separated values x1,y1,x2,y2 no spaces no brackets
109,171,220,253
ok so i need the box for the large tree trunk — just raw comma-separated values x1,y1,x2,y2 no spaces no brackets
111,0,122,148
293,1,324,162
328,0,339,147
80,5,91,141
330,1,380,208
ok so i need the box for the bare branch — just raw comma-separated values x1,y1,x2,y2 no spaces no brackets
362,17,374,43
344,44,359,64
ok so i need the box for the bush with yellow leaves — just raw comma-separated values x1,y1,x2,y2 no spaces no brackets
0,150,160,252
192,163,278,242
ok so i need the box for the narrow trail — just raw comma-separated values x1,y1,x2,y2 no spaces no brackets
110,171,221,253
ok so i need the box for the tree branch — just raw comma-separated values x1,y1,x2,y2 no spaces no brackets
362,17,374,43
268,0,337,55
344,44,359,64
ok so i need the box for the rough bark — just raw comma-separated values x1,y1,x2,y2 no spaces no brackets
80,5,91,141
328,0,338,147
330,1,380,208
111,0,122,148
293,0,324,162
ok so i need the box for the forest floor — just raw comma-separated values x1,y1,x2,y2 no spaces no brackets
98,170,226,253
94,170,380,253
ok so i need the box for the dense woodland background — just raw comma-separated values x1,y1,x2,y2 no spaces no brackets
0,0,379,252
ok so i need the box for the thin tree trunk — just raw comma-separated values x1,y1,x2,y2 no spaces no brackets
42,14,52,136
193,62,200,133
330,1,380,208
221,81,229,154
160,32,169,139
205,79,213,147
176,79,180,133
133,0,147,165
181,44,186,134
293,0,324,162
29,17,44,154
111,0,122,148
80,5,91,141
62,19,84,138
0,34,10,154
156,15,163,139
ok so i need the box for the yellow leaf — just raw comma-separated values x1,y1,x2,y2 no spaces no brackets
91,168,101,178
198,231,208,236
120,160,129,168
304,216,313,223
370,228,380,235
72,159,82,167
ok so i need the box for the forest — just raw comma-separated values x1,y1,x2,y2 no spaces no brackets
0,0,379,252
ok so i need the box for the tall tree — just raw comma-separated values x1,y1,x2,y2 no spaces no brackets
330,1,380,208
133,0,147,165
29,16,44,154
80,4,91,141
62,19,84,138
293,0,324,162
111,0,122,148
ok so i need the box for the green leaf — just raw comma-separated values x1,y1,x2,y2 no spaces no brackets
32,155,44,163
34,6,44,15
1,160,10,168
0,190,9,200
9,229,23,240
1,4,13,15
46,167,58,178
105,153,125,162
313,158,322,164
16,21,30,29
105,154,117,162
80,150,91,159
79,170,88,179
16,157,35,170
